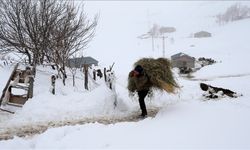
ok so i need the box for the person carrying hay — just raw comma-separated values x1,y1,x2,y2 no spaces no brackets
128,57,179,117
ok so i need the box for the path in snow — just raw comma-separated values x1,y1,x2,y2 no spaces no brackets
0,107,160,140
0,111,12,123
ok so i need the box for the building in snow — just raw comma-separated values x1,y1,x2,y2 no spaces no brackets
171,52,195,69
67,56,98,68
194,31,212,38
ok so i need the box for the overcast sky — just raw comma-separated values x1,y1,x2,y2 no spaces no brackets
75,1,250,69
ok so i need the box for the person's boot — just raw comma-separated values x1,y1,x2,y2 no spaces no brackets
140,110,147,118
138,100,147,118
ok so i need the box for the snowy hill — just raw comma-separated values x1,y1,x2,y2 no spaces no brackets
1,1,250,149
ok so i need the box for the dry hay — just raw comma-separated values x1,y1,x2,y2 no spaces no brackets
128,57,179,94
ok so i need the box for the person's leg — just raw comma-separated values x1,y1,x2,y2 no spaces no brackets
138,90,149,117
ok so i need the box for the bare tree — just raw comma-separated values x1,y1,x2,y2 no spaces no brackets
47,2,98,85
0,0,32,63
0,0,98,77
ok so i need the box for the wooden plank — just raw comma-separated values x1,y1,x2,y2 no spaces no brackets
7,102,23,107
11,84,29,90
0,63,19,106
8,95,27,105
0,108,15,114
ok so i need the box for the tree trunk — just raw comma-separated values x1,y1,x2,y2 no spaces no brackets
62,75,66,86
51,65,56,70
61,65,67,86
32,53,39,66
27,53,32,65
40,52,45,64
55,65,62,79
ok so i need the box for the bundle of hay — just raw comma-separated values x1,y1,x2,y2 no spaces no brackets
128,57,179,94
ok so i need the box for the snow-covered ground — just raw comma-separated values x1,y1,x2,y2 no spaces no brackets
1,1,250,149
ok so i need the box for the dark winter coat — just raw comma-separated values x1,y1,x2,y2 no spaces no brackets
128,71,152,92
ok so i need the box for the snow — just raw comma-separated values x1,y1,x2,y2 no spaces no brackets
1,1,250,149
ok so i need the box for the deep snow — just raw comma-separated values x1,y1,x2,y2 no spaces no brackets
1,1,250,149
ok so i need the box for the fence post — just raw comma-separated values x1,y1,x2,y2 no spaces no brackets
28,77,34,98
104,68,107,82
106,71,117,108
93,69,96,81
84,64,89,90
32,65,36,77
51,75,56,95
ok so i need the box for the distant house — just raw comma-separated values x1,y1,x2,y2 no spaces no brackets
194,31,212,38
171,52,195,69
67,56,98,68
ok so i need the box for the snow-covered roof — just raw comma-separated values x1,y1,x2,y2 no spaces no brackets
171,52,194,60
68,56,98,68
